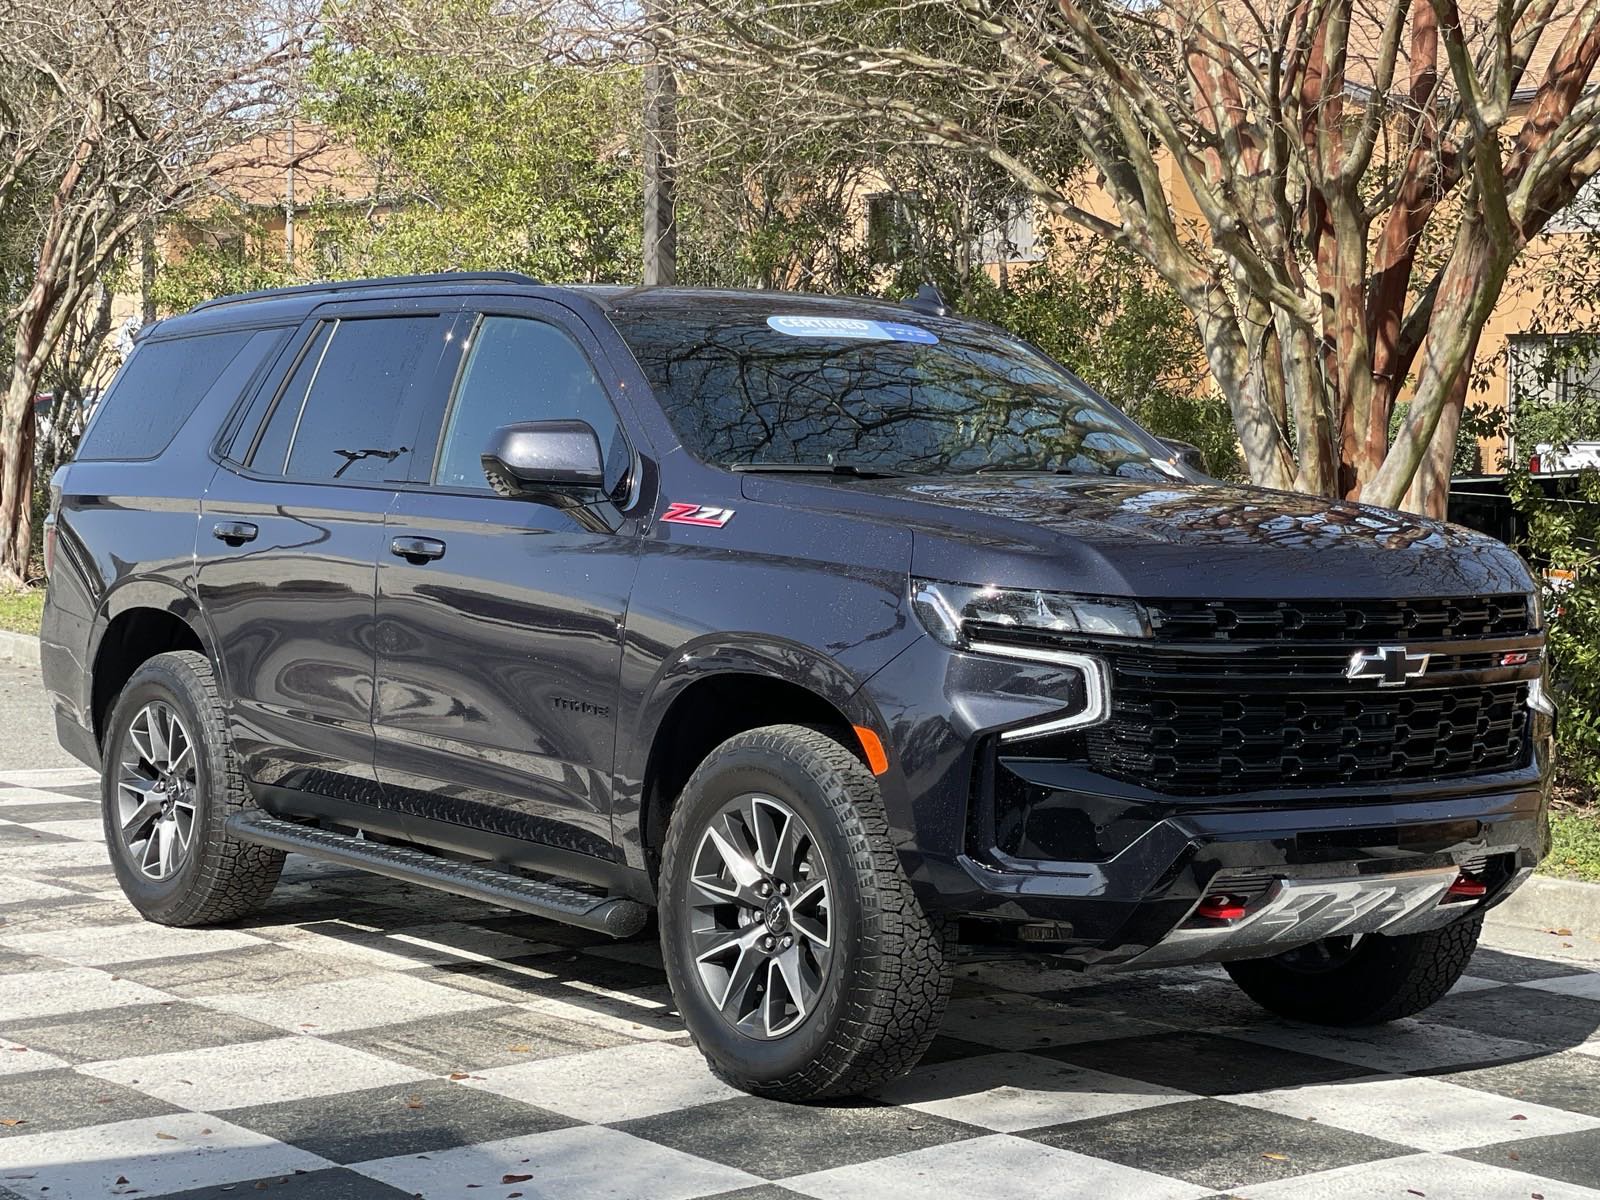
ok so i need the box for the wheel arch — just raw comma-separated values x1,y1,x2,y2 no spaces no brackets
627,637,882,881
89,581,214,746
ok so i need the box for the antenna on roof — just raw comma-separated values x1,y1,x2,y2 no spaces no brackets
902,283,950,318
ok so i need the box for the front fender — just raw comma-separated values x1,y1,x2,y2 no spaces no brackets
624,633,885,781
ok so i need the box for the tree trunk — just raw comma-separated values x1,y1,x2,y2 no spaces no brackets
0,367,38,589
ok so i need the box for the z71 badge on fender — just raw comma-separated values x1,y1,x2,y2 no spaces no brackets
661,502,735,528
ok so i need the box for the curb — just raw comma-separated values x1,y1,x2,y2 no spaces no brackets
0,630,40,669
1489,874,1600,937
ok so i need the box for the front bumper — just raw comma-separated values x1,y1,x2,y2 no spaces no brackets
947,776,1546,966
861,637,1554,969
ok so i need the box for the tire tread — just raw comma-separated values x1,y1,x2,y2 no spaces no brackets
1224,916,1483,1026
104,650,284,926
662,724,953,1101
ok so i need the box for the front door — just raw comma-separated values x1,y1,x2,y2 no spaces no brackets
373,304,644,863
197,307,456,800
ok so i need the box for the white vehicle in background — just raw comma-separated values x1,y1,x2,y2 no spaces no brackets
1528,441,1600,472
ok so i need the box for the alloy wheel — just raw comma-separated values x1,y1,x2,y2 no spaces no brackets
115,701,198,881
688,793,833,1039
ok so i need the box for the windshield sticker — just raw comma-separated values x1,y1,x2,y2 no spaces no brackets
766,315,939,345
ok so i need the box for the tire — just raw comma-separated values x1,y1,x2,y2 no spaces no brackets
1224,916,1483,1026
659,724,953,1101
101,650,285,926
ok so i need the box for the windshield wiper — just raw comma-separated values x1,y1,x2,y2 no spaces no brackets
729,463,906,479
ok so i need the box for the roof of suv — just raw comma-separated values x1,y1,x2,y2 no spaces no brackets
155,273,949,341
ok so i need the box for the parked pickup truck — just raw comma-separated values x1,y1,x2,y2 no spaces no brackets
41,273,1553,1099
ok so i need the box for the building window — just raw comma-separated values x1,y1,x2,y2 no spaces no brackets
313,229,344,274
1547,176,1600,234
209,231,246,262
866,192,918,263
978,201,1043,264
1508,333,1600,460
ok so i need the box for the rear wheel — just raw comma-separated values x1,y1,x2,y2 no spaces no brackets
659,724,952,1100
1224,916,1483,1025
102,651,285,926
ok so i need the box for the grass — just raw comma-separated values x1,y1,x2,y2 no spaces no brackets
0,588,44,636
1545,807,1600,884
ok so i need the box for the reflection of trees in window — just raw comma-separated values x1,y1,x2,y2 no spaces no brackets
1509,335,1600,457
613,311,1163,480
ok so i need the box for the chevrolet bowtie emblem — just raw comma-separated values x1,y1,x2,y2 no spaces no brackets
1346,645,1431,686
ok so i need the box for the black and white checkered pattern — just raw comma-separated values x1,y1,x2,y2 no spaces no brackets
3,766,1599,1200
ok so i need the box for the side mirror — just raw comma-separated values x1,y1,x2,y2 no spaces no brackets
1158,437,1207,474
481,420,605,504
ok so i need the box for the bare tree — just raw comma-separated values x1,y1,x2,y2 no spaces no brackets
655,0,1600,516
0,0,312,586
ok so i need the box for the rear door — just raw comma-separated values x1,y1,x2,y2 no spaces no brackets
196,302,458,802
372,300,645,862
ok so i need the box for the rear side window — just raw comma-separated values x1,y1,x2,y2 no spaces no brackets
249,316,435,483
77,329,270,461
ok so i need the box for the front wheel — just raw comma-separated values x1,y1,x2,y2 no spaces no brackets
659,724,953,1101
1224,916,1483,1026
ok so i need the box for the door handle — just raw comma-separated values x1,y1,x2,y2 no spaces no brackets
390,536,446,564
211,521,258,546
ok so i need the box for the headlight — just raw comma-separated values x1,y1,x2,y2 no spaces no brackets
911,578,1150,650
911,579,1130,740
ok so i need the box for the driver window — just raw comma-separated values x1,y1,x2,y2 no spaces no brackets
435,315,626,493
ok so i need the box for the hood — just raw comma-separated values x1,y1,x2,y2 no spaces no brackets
737,473,1533,600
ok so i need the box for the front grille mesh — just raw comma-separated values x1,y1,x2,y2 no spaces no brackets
1063,595,1538,795
1085,680,1532,794
1146,595,1533,643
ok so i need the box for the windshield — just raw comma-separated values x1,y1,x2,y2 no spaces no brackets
608,307,1175,479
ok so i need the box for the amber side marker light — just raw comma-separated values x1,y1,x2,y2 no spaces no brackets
853,725,889,776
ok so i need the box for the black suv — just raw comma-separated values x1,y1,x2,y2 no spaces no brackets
41,273,1553,1100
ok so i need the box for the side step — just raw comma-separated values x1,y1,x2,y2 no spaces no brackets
226,811,649,938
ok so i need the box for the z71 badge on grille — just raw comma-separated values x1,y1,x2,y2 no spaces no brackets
1346,645,1431,686
661,502,735,528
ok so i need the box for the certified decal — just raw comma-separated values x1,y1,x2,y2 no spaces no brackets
766,315,939,344
662,502,735,528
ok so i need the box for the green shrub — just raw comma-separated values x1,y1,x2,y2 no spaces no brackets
1476,402,1600,798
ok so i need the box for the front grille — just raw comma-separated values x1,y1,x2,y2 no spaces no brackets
1146,595,1533,643
1011,593,1545,796
1085,678,1532,794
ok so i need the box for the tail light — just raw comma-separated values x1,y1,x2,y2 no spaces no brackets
1529,453,1542,473
42,472,62,580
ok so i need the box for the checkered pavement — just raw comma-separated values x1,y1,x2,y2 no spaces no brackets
3,765,1600,1200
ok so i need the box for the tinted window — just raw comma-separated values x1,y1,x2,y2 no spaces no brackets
435,316,626,493
251,317,435,482
77,329,269,461
609,307,1169,479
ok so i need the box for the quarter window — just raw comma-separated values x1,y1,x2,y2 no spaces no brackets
78,329,272,462
249,316,437,482
435,316,626,493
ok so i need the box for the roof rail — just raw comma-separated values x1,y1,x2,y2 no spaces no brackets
189,271,543,313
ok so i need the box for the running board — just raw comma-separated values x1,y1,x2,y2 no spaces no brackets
226,811,649,938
